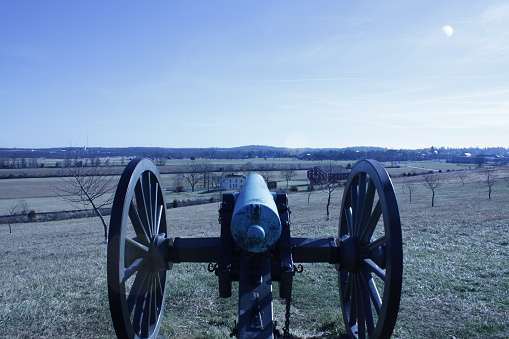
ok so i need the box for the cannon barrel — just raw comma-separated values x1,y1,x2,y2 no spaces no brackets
231,173,282,253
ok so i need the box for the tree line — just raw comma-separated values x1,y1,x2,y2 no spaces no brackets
1,145,508,166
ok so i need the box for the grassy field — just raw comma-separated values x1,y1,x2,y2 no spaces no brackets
1,166,508,338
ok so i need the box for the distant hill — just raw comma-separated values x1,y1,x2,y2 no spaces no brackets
0,145,508,165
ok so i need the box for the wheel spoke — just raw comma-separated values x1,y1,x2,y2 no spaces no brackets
151,275,158,324
156,205,163,236
156,271,164,301
141,272,155,337
122,257,146,284
343,273,353,301
152,182,159,237
359,200,381,244
349,274,359,329
360,269,382,316
132,271,151,335
350,183,359,235
362,258,386,281
353,274,366,339
141,172,154,238
135,177,152,238
359,270,382,336
363,292,375,337
357,270,375,337
124,237,148,268
126,237,149,253
345,207,354,236
127,267,149,314
355,173,367,237
358,179,376,239
362,235,386,253
129,200,150,245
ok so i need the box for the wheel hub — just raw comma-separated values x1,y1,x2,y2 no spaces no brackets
338,236,360,273
148,235,170,272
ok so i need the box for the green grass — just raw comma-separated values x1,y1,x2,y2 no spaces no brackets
1,167,509,338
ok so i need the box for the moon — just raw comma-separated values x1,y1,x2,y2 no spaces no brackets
442,25,454,37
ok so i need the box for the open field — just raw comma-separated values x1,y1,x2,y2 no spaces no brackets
0,168,315,216
1,167,508,338
0,159,481,216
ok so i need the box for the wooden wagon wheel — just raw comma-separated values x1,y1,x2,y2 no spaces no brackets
107,158,170,339
337,160,403,339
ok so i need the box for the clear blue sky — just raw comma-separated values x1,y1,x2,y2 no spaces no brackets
1,1,508,149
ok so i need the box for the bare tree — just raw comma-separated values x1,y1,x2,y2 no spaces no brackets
259,164,274,183
482,167,497,200
6,200,28,234
456,171,468,186
281,169,295,189
321,160,343,220
198,161,214,191
56,148,116,241
179,161,203,192
307,184,314,204
210,173,222,190
423,174,442,207
402,183,414,204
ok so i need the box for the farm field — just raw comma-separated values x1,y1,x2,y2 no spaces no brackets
1,166,508,338
0,159,478,213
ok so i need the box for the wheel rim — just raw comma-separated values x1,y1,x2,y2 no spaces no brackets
338,160,403,339
107,158,169,339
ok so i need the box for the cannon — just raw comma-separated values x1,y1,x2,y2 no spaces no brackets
107,158,402,339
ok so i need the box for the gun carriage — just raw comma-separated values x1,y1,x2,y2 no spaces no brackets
107,158,402,339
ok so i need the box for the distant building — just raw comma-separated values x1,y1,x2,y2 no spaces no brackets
221,174,246,190
307,166,350,185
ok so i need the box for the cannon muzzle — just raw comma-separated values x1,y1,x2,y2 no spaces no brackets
231,173,282,253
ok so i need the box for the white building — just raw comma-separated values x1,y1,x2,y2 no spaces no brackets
221,174,245,191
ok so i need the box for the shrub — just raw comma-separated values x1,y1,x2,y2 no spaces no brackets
172,199,179,208
290,186,299,192
175,186,185,192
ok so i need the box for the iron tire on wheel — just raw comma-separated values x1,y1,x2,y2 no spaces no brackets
107,158,170,339
337,159,403,339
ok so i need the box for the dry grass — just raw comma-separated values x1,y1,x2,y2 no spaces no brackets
0,219,113,338
1,167,508,338
394,170,509,338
